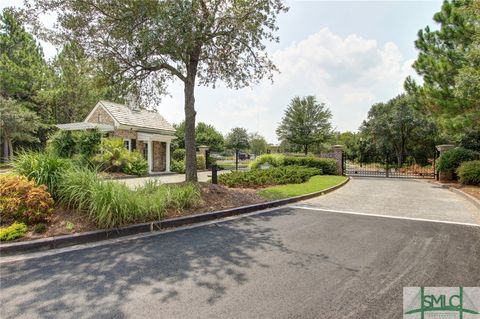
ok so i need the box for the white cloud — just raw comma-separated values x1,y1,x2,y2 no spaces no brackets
158,28,415,142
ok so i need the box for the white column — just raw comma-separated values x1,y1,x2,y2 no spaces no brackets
148,140,153,174
165,141,171,172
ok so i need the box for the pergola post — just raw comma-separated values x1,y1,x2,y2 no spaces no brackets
148,140,153,174
165,141,171,172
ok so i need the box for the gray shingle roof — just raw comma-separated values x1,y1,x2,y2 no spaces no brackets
98,100,176,133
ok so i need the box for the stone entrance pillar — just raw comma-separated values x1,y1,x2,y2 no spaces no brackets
436,144,455,181
331,145,343,175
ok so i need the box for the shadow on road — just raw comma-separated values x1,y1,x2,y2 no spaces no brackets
0,208,297,318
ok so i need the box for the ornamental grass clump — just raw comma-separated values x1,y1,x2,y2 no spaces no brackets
57,168,201,228
13,151,72,198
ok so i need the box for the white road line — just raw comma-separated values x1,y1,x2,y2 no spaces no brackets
289,205,480,228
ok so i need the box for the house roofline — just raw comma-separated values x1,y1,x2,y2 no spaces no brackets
84,101,120,127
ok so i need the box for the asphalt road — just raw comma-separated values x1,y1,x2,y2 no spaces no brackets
1,205,479,319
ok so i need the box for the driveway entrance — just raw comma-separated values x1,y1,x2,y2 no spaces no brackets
301,177,480,224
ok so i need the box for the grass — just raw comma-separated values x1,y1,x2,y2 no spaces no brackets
57,168,201,228
258,175,347,200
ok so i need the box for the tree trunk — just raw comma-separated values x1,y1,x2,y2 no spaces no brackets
2,135,8,161
8,139,13,161
304,145,308,155
184,76,198,182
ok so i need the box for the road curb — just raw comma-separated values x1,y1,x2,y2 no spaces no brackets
448,187,480,211
425,180,480,211
0,177,350,256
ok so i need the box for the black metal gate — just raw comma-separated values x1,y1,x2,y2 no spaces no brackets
342,152,436,179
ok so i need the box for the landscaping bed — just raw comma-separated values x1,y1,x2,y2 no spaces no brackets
1,152,346,244
1,181,266,242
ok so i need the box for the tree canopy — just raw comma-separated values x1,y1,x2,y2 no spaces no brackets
37,41,123,124
249,133,268,155
0,97,41,159
405,0,479,138
0,8,49,112
276,96,332,155
360,94,438,166
29,0,288,181
225,127,249,151
173,121,224,152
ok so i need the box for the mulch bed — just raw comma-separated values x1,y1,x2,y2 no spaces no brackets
165,183,265,219
13,183,266,241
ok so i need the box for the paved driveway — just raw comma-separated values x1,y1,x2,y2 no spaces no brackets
302,177,480,224
119,170,230,189
1,178,479,318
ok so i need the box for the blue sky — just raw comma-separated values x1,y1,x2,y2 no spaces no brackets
2,0,443,142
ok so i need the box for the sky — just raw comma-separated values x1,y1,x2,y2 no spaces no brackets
1,0,443,143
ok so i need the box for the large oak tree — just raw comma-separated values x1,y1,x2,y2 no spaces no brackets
29,0,287,181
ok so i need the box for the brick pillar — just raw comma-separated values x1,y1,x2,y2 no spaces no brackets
436,144,455,182
331,145,343,175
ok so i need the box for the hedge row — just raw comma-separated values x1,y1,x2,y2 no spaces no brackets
218,166,322,188
250,154,338,175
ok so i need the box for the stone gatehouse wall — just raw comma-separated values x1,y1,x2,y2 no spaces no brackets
152,141,166,172
113,130,137,140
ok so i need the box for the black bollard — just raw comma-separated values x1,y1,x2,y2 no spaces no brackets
211,164,218,184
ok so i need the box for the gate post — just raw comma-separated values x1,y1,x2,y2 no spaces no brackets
436,144,455,181
331,145,343,175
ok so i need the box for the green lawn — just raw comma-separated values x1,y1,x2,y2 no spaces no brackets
258,175,348,200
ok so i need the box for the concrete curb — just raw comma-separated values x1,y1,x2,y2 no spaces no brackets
425,180,480,211
0,177,350,256
448,187,480,211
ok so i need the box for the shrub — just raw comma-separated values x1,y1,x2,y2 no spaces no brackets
196,154,206,170
0,175,54,225
436,147,478,172
93,138,130,172
250,154,285,169
218,166,322,188
0,222,28,241
172,148,186,161
49,131,76,158
48,129,102,159
92,138,148,176
33,223,47,234
171,155,206,173
171,160,186,173
77,130,102,158
123,151,148,176
57,168,200,228
249,154,338,175
283,156,338,175
13,151,72,197
457,160,480,185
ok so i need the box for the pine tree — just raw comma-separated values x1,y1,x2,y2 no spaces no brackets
405,0,478,137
